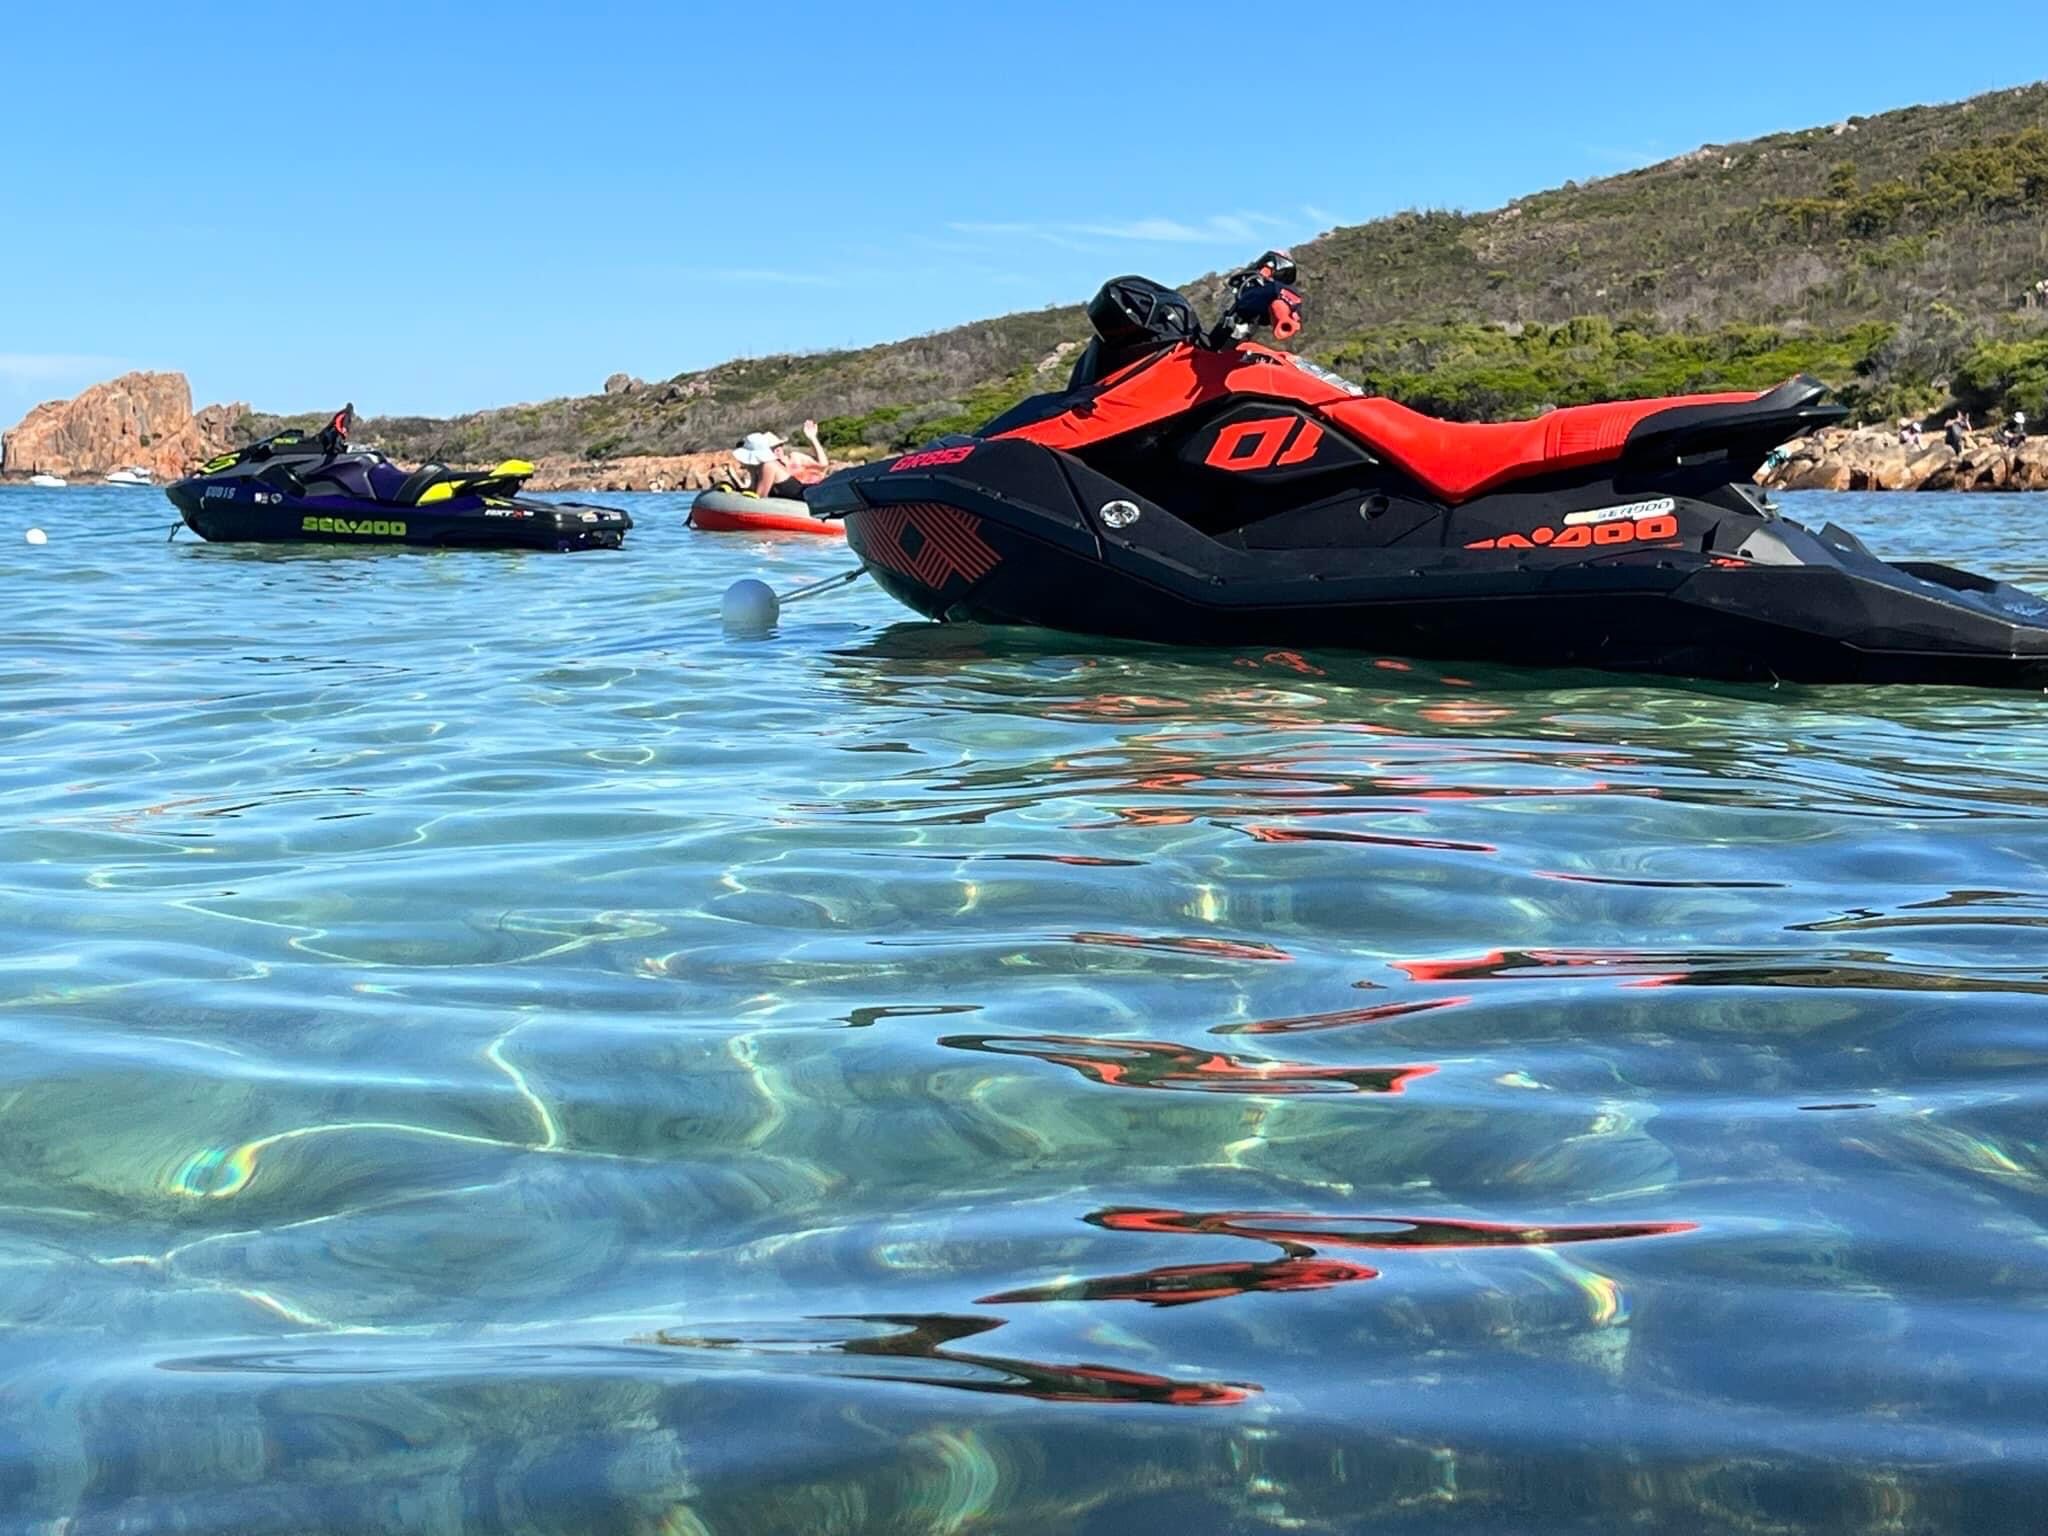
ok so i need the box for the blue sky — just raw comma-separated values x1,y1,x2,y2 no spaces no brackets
1,1,2036,426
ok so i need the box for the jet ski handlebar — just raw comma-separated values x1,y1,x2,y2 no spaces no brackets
318,403,356,455
1207,252,1304,348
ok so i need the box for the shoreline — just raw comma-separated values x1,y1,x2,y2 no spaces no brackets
3,372,2039,496
1761,425,2048,494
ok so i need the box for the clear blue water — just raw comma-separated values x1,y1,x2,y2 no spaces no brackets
4,486,2048,1534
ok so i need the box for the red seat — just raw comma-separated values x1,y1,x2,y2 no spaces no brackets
1327,391,1762,503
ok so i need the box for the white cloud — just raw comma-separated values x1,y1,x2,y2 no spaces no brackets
1071,217,1213,242
953,212,1301,249
951,221,1102,253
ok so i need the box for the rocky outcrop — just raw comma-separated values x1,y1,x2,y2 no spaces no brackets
1034,341,1081,376
1761,426,2048,493
1,373,246,481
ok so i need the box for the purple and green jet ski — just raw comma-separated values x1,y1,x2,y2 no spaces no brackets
167,406,631,552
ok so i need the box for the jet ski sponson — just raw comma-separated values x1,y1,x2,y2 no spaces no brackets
807,254,2048,689
167,407,631,551
688,488,843,536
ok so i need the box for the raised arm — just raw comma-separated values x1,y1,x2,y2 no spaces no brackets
802,419,830,472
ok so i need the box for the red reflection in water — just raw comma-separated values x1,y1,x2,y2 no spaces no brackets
1024,854,1140,867
1419,703,1512,726
1386,946,2036,996
1214,994,1471,1037
1057,738,1646,837
1055,693,1187,719
1230,650,1328,675
1102,807,1201,828
980,1208,1693,1314
839,1314,1253,1405
1069,931,1292,961
1095,1208,1697,1249
650,1314,1254,1406
982,1256,1378,1308
1132,770,1205,792
1394,948,1683,986
940,1033,1435,1096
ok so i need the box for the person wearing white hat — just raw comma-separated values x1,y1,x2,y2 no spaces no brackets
731,419,832,499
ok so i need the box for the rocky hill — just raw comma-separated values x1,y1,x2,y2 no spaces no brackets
223,79,2048,474
0,373,244,481
14,82,2033,486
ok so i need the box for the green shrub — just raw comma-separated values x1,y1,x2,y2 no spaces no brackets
1951,338,2048,416
1321,320,1896,421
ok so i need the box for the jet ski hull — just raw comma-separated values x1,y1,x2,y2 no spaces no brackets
167,481,631,551
817,263,2048,689
823,442,2048,690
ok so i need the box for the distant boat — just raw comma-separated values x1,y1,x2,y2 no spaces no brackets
103,466,153,487
27,473,66,488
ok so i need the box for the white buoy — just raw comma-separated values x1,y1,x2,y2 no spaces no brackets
721,577,780,632
24,528,47,546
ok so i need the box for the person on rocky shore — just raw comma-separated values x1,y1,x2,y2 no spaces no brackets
732,419,831,499
1945,411,1971,454
2004,410,2029,449
1897,418,1923,450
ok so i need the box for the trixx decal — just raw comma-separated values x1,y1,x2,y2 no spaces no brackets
891,444,978,473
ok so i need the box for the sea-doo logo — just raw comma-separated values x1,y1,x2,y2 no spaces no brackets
203,486,237,499
1204,416,1325,472
1466,512,1679,551
301,516,407,537
891,445,978,473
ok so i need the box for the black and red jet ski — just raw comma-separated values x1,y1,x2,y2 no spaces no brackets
809,254,2048,688
168,407,632,552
